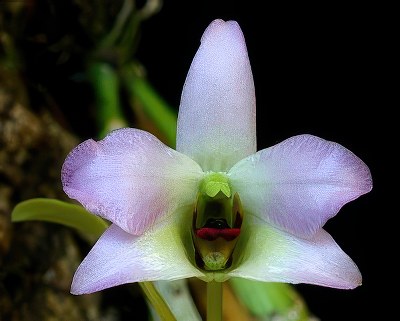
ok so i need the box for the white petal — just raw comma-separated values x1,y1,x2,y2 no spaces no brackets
229,221,361,289
62,128,203,235
71,223,204,294
176,19,256,171
229,134,372,237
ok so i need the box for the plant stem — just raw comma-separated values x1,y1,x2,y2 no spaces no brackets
207,281,223,321
99,0,134,49
122,64,177,147
139,281,177,321
87,62,127,138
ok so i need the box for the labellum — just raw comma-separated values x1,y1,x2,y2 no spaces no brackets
192,192,243,271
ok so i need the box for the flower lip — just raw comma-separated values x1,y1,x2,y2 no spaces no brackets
191,192,243,271
195,207,243,241
196,227,241,241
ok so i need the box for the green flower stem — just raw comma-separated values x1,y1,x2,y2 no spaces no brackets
87,62,127,138
122,64,177,147
99,0,134,50
207,281,223,321
139,281,177,321
99,0,159,63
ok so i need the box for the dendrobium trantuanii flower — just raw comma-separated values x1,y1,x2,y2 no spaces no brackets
62,19,372,295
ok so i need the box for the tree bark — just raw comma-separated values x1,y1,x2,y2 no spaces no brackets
0,72,106,320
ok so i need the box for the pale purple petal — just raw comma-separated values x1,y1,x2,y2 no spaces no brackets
229,222,361,289
176,19,256,171
62,128,203,235
229,134,372,238
71,224,204,294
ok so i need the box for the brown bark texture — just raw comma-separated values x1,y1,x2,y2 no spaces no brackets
0,2,143,320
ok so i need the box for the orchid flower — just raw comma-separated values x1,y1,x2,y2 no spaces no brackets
61,19,372,296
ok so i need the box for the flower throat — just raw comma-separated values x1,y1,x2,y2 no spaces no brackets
192,173,243,271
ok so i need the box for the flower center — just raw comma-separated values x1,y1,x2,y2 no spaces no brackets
196,218,240,241
192,173,243,271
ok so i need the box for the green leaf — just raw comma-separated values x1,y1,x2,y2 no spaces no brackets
11,198,109,238
229,278,312,320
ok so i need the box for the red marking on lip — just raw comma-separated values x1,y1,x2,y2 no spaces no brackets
196,228,240,241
